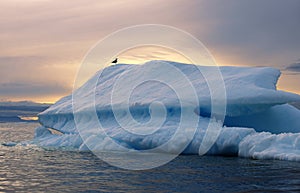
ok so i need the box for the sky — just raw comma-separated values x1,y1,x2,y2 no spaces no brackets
0,0,300,103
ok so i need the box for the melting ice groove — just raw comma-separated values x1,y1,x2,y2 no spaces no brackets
24,61,300,161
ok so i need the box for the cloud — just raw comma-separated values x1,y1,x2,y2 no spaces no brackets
0,55,76,101
191,0,300,66
119,46,188,63
285,62,300,72
1,0,300,68
1,0,300,100
0,81,71,97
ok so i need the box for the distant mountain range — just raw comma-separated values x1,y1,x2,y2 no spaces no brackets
0,101,51,123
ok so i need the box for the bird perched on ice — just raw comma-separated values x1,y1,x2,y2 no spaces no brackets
111,58,118,64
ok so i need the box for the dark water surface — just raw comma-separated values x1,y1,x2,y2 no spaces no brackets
0,123,299,192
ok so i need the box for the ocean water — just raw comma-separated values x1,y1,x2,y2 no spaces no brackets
0,123,300,192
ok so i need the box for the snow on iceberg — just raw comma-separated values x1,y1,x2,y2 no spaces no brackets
35,60,300,161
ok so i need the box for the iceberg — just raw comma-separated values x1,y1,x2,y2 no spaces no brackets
34,60,300,162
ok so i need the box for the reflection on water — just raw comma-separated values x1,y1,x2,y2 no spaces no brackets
0,123,300,192
18,116,39,121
